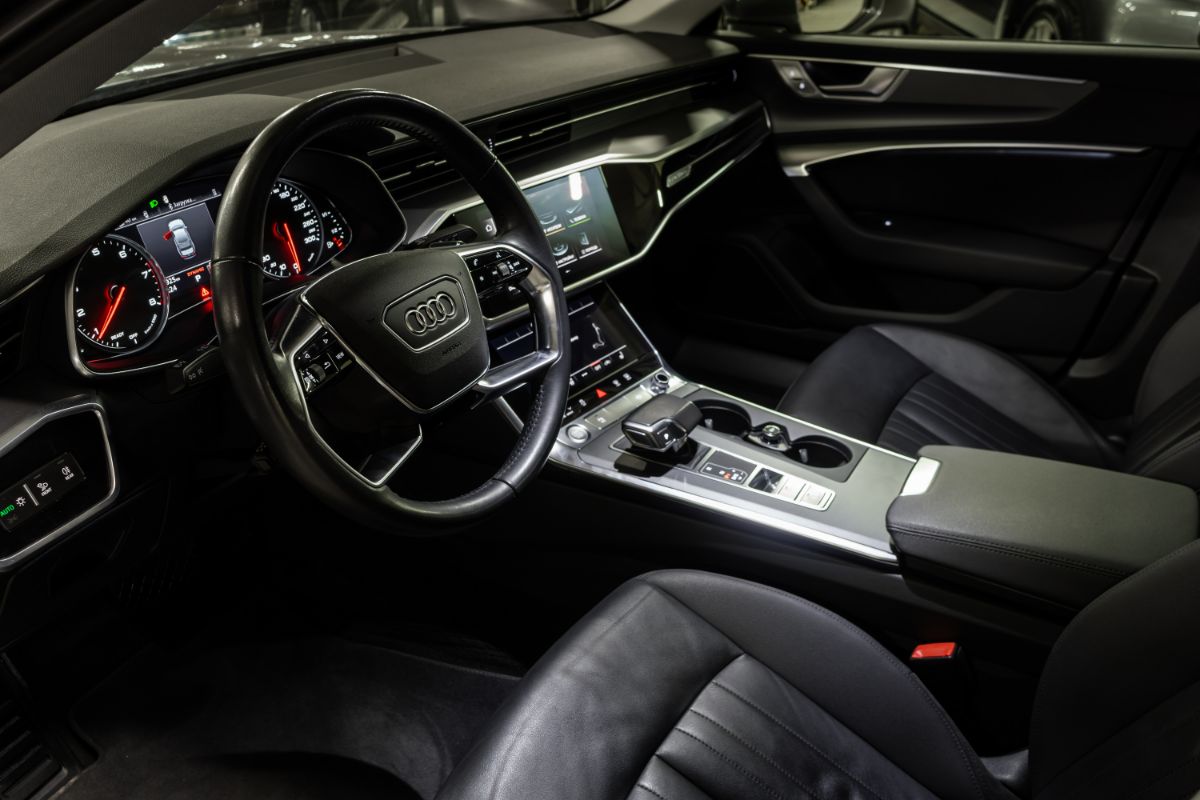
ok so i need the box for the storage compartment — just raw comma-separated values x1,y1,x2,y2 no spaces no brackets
888,446,1198,613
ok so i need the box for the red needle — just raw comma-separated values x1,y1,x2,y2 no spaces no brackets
281,222,303,275
96,285,126,340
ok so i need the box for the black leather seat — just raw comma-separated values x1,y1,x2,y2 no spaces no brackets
776,307,1200,487
436,553,1200,800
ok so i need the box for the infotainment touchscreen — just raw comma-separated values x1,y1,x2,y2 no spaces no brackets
457,167,630,281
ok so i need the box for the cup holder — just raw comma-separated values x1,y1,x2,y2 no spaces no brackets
790,435,853,469
695,400,752,437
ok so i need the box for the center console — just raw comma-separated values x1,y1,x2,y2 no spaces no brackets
490,286,915,565
490,285,1200,593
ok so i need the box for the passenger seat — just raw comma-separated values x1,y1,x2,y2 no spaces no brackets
778,305,1200,487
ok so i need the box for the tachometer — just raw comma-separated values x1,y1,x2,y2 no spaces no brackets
73,236,168,352
262,180,323,279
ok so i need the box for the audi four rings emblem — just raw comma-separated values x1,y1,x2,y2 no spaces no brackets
404,292,457,335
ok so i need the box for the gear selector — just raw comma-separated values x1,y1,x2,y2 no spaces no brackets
622,395,702,454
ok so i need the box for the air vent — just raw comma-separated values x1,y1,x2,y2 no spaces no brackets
368,64,736,202
373,141,459,201
0,693,66,800
0,294,30,387
488,110,572,163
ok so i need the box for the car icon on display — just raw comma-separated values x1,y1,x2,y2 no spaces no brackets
167,218,196,259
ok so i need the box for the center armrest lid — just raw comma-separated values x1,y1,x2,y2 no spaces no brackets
887,445,1198,611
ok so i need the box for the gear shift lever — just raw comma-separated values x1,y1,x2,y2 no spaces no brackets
622,395,702,454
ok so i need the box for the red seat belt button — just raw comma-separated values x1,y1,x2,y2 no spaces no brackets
911,642,958,660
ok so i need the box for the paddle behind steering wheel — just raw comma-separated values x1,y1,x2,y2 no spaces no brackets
211,90,570,528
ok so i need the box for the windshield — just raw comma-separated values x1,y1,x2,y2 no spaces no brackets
100,0,621,93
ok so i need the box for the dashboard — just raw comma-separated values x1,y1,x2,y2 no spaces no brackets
0,20,766,648
63,85,767,381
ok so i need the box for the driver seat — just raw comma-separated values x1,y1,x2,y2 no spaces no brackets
436,549,1200,800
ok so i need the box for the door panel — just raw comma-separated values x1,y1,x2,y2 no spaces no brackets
668,35,1200,413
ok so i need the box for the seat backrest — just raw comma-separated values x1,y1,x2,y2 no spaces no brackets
1029,539,1200,799
1125,303,1200,486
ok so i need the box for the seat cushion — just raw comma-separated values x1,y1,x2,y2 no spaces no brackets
778,325,1117,466
435,570,1010,800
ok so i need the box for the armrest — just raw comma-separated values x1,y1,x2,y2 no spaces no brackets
887,446,1198,611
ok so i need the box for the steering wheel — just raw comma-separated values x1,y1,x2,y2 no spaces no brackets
211,90,570,528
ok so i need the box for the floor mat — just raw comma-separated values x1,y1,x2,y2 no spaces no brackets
63,637,520,800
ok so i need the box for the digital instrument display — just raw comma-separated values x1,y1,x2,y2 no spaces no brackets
72,236,168,352
457,168,629,281
490,290,655,420
74,177,351,357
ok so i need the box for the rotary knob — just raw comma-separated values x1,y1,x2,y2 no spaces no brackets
760,424,785,444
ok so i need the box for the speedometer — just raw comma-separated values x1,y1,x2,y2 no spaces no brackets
261,180,323,279
73,236,168,352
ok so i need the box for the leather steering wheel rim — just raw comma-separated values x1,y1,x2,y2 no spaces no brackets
211,89,570,529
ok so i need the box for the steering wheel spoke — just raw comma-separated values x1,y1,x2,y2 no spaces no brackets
457,239,563,404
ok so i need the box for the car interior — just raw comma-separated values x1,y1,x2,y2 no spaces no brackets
0,0,1199,798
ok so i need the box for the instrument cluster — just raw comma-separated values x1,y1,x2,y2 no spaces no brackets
71,176,351,373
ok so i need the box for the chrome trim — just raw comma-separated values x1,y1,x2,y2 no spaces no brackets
783,141,1148,178
747,53,1088,85
277,301,421,488
900,457,941,496
0,397,120,571
380,275,471,353
552,440,896,564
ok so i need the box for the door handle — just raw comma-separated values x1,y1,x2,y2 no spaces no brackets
773,60,904,101
815,66,903,97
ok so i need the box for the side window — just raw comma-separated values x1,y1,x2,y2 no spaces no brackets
719,0,1200,46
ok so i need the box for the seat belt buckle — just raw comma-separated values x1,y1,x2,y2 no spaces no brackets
911,641,958,661
909,641,973,729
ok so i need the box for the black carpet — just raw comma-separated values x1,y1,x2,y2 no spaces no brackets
63,637,520,800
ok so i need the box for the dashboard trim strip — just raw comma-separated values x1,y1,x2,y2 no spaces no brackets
783,141,1149,178
746,53,1089,85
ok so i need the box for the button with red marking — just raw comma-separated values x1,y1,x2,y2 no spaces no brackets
910,642,957,661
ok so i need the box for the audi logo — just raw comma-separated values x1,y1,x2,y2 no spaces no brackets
403,292,458,335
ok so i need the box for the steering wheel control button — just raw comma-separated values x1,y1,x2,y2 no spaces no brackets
466,247,531,293
296,327,353,394
566,424,590,444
